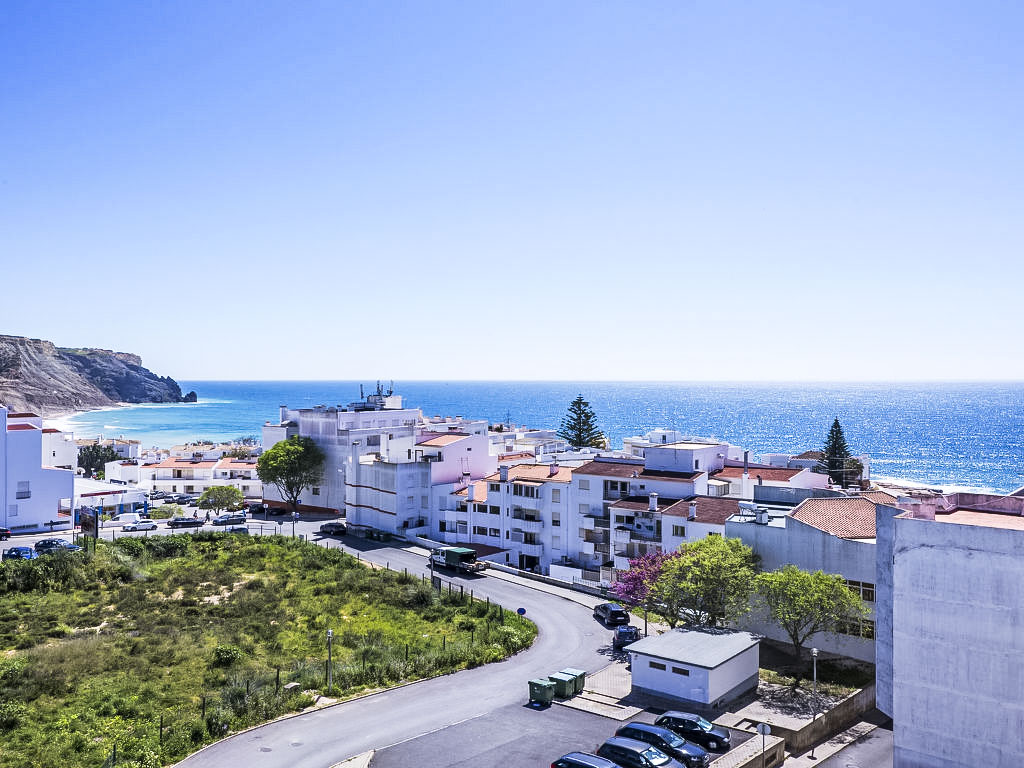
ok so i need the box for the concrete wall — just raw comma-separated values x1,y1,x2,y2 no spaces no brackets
707,645,760,704
890,516,1024,768
874,504,897,717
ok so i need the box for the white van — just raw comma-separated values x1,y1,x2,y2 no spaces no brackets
111,512,143,526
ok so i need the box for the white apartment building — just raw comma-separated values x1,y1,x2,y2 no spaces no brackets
75,436,141,460
130,456,262,499
875,491,1024,768
42,427,78,470
0,408,75,532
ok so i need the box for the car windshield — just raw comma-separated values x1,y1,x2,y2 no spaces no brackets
642,746,671,766
696,716,713,731
660,731,685,748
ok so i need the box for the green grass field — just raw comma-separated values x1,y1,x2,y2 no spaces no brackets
0,535,535,768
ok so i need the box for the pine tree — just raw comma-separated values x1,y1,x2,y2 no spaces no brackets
557,395,606,449
819,418,855,486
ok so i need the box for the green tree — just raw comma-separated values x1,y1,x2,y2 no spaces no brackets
77,444,119,477
819,418,859,486
652,536,758,627
557,395,606,449
757,565,869,664
198,486,244,515
256,436,326,514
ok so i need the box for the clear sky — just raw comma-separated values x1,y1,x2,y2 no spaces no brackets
2,1,1021,381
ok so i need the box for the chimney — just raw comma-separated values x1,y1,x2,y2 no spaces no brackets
549,462,559,477
499,466,509,483
743,450,749,478
688,501,697,520
649,492,659,512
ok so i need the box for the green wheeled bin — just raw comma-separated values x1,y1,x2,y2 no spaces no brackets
560,667,586,695
529,678,555,705
548,671,576,699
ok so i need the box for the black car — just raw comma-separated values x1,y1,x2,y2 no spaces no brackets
654,712,732,752
224,526,249,535
167,517,204,529
616,723,710,768
612,624,642,650
34,538,82,554
551,753,623,768
211,512,246,526
319,521,347,536
594,602,631,626
597,736,685,768
0,527,11,541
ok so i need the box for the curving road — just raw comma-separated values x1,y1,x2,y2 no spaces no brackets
177,535,610,768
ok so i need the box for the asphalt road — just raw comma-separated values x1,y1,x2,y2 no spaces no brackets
177,535,611,768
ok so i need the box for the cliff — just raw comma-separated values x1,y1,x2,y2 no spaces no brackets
0,334,195,417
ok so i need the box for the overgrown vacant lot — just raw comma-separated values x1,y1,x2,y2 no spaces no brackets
0,534,535,768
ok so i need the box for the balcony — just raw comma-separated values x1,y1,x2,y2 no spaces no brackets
581,516,596,531
519,542,544,557
612,527,631,544
580,540,595,556
595,543,611,555
585,531,609,545
603,489,629,501
512,518,544,534
614,553,631,570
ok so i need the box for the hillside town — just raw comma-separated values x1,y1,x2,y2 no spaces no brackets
2,388,1022,767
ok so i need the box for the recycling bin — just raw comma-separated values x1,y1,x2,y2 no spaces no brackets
560,667,586,695
548,671,576,699
529,678,555,705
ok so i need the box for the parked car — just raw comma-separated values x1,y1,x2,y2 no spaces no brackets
0,526,11,541
319,521,347,536
211,512,246,526
3,546,38,560
123,520,158,532
612,624,642,650
179,495,199,506
616,723,710,768
148,491,167,500
551,753,623,768
597,736,685,768
34,538,82,554
248,502,268,516
167,517,204,529
653,712,732,752
224,526,249,535
593,602,632,626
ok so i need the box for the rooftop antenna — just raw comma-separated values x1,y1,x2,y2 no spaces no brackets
387,380,394,396
360,384,364,399
505,409,511,426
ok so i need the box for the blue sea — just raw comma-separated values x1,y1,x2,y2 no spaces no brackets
49,381,1024,494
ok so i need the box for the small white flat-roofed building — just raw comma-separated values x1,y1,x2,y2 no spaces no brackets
1,409,75,532
627,627,760,709
74,477,148,517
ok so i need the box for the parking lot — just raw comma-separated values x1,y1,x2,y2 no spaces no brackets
370,698,748,768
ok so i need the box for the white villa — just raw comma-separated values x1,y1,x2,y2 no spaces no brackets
0,408,75,533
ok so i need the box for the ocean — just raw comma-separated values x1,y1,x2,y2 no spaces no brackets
47,381,1024,494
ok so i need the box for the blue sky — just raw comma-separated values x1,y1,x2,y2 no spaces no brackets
2,1,1021,381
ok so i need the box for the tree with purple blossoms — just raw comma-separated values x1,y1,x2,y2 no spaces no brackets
612,551,679,607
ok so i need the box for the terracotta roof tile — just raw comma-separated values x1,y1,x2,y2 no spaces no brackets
712,466,803,482
790,497,877,539
416,433,469,447
662,496,741,526
6,423,38,431
573,460,702,482
859,491,898,506
486,464,574,483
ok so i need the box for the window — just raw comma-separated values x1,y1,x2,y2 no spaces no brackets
672,525,686,537
694,459,700,470
439,521,447,532
672,667,690,676
649,661,666,671
579,504,590,515
489,483,500,493
473,526,488,536
552,512,561,527
512,484,538,498
707,532,720,537
8,504,17,517
551,488,561,503
578,479,590,491
846,580,876,603
838,617,876,639
489,505,500,515
488,528,500,537
421,496,428,508
456,522,467,534
311,487,320,496
552,535,561,549
16,481,30,499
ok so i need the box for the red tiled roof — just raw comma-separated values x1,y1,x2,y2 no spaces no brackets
712,466,803,482
149,458,218,469
486,464,574,483
794,450,823,460
455,481,489,503
859,491,898,506
573,460,645,478
7,423,38,431
610,496,681,513
7,412,39,418
790,497,877,539
42,428,62,433
930,509,1024,530
417,433,469,447
662,496,741,526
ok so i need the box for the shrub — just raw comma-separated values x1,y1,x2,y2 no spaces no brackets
212,644,243,668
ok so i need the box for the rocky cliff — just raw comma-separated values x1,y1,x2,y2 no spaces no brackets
0,334,195,417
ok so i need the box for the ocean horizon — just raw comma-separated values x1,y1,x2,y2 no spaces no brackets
46,380,1024,495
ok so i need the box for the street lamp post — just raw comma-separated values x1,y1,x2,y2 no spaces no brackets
810,647,819,758
326,629,333,693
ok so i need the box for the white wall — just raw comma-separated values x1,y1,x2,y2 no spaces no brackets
706,644,760,703
889,516,1024,768
630,652,712,704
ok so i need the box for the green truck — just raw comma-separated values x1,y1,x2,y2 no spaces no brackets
430,546,486,573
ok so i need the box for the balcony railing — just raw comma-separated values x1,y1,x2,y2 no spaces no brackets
595,543,611,555
512,519,544,534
